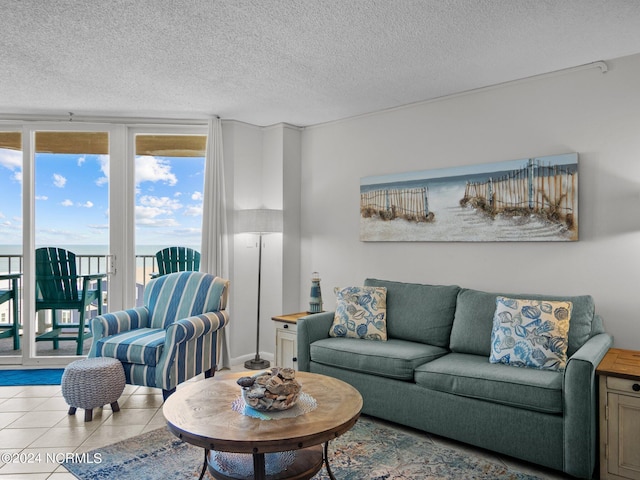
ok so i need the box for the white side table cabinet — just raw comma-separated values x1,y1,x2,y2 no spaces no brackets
271,312,308,370
597,348,640,480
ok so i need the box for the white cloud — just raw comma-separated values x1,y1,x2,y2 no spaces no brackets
88,224,109,230
53,173,67,188
136,195,183,228
61,199,73,207
77,156,86,166
183,205,203,217
135,156,177,186
35,195,48,200
0,211,4,219
191,191,202,201
173,227,201,235
0,148,21,171
12,171,22,184
95,155,109,186
80,201,94,208
136,217,180,227
139,195,182,211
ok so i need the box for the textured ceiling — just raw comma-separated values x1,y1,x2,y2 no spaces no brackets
2,0,640,127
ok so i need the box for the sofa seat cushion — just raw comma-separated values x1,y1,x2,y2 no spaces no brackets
94,328,165,367
310,337,448,380
414,353,563,413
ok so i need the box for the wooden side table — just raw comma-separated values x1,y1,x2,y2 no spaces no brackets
272,312,313,370
596,348,640,480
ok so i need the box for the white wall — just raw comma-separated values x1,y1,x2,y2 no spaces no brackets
224,120,265,364
225,121,301,365
300,53,640,350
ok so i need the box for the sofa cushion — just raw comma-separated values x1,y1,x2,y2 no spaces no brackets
490,297,571,371
94,327,165,366
364,278,460,347
330,286,387,340
415,353,563,414
450,288,595,357
310,337,448,381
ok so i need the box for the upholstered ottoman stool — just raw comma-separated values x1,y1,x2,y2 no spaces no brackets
61,357,126,421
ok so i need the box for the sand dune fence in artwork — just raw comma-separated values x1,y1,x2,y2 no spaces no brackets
360,153,578,242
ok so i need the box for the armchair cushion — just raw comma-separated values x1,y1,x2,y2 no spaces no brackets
94,328,165,366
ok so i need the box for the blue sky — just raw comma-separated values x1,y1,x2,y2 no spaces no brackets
0,148,204,248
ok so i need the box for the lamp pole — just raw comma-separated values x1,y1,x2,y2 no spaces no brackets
245,233,269,369
235,208,282,370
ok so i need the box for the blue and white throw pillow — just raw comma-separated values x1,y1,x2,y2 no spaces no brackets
329,286,387,341
490,296,572,371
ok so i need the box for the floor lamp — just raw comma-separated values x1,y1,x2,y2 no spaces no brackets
236,208,283,370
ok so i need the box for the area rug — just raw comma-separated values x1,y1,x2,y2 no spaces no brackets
64,416,543,480
0,368,65,385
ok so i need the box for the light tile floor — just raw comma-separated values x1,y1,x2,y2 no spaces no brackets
0,367,579,480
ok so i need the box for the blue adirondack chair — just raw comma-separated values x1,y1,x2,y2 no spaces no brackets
150,246,200,279
0,273,21,350
35,247,106,355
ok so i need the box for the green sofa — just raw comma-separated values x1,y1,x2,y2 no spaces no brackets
297,278,612,479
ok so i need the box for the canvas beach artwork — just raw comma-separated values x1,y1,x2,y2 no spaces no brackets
360,153,578,242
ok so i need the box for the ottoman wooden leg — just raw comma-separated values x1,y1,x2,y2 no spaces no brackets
68,406,77,415
111,401,120,413
84,409,93,422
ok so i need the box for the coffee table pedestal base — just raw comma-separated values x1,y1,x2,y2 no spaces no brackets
207,445,325,480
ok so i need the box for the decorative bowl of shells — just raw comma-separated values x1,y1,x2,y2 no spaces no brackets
237,367,302,411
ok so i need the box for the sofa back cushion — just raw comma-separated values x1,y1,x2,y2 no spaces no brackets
450,288,595,357
364,278,460,347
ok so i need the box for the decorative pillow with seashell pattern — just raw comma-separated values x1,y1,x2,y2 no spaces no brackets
489,296,572,371
329,286,388,341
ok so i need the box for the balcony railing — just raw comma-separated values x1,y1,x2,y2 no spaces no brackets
0,253,159,326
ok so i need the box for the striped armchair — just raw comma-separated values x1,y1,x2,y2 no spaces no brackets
89,271,229,399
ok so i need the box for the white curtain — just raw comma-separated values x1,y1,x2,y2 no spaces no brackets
201,117,231,369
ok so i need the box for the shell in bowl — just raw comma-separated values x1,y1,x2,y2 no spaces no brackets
237,367,301,411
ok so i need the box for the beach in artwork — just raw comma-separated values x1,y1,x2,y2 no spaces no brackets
360,153,578,242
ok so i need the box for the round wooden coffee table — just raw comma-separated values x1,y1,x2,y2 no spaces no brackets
163,371,363,480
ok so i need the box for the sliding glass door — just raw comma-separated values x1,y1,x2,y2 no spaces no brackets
130,128,206,305
0,128,23,361
0,122,207,365
32,130,111,357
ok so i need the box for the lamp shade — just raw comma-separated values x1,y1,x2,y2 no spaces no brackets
235,209,283,234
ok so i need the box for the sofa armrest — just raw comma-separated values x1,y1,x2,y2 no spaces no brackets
562,332,613,478
297,311,334,371
88,307,150,356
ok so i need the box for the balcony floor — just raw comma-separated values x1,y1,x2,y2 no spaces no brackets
0,336,92,358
